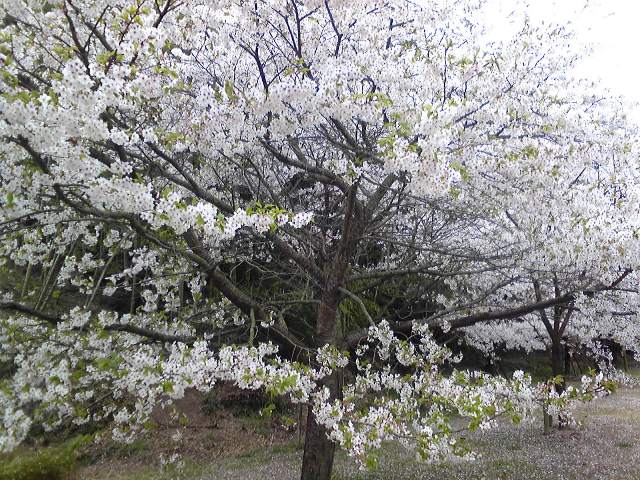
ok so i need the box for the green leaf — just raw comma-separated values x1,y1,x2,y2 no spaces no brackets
162,381,174,393
224,80,237,102
260,402,276,417
96,50,116,66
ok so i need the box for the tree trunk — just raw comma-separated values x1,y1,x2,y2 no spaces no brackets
543,401,552,434
564,342,571,376
300,184,360,480
300,372,340,480
299,291,342,480
551,334,564,392
550,334,566,429
299,296,342,480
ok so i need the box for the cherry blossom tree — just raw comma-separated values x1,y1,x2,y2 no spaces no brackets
0,1,636,479
457,116,640,384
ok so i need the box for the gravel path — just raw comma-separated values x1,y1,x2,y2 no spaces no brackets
203,388,640,480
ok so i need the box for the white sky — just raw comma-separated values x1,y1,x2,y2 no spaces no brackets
481,0,640,122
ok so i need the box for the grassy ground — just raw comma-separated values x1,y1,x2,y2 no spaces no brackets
71,387,640,480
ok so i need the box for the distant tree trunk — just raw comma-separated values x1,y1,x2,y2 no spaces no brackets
543,402,552,434
550,332,568,429
564,341,571,376
551,335,563,384
543,335,563,432
496,359,509,378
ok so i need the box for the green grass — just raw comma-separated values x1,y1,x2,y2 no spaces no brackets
221,440,302,471
0,436,90,480
96,437,150,460
238,414,273,436
89,455,221,480
270,441,303,455
615,441,634,449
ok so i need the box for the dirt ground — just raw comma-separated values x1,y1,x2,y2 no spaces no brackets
81,387,640,480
